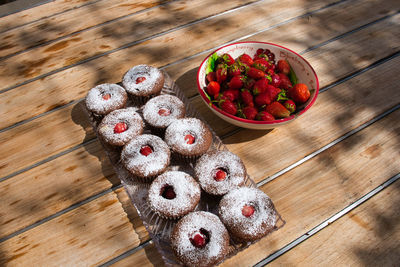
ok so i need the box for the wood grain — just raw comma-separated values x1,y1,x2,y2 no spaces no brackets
1,0,398,130
269,180,400,266
0,0,173,57
112,104,400,267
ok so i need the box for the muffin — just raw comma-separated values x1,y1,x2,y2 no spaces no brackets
85,83,127,122
97,107,143,147
148,171,201,219
170,211,230,267
121,134,170,183
194,150,246,196
142,94,186,135
122,65,164,105
218,187,277,242
164,118,212,162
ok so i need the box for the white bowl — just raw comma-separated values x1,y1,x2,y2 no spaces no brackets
196,41,319,129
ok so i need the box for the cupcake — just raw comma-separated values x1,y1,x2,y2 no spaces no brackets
97,107,144,147
164,118,212,162
218,187,277,242
85,83,127,122
148,171,201,219
122,65,164,105
121,134,170,183
194,150,246,196
170,211,230,267
142,94,186,135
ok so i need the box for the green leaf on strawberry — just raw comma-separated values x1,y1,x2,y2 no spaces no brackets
276,89,289,101
288,63,298,85
206,53,219,74
265,75,272,83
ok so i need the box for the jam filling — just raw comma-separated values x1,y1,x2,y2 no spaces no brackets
113,122,128,133
135,76,146,84
214,168,227,181
242,204,255,218
140,145,153,156
160,185,176,199
158,108,171,116
190,228,210,248
102,93,111,100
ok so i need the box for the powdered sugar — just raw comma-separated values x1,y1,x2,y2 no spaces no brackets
122,65,164,96
148,171,200,218
195,150,246,195
97,107,143,146
218,187,277,241
165,118,212,155
121,134,170,177
85,83,127,115
171,211,229,267
143,95,186,128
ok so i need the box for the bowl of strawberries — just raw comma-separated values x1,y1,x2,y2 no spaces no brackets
196,41,319,129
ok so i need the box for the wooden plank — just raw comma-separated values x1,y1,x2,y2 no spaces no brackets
0,0,98,31
0,0,172,57
1,47,399,265
0,187,149,266
269,181,400,266
1,13,399,179
111,105,400,266
1,0,398,130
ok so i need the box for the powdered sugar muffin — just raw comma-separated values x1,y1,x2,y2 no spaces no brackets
121,134,170,182
122,65,164,105
97,107,143,146
218,187,277,242
85,83,127,121
148,171,200,219
142,94,186,134
170,211,230,267
195,150,246,196
164,118,212,161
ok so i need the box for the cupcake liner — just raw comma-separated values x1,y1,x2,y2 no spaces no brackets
128,92,161,106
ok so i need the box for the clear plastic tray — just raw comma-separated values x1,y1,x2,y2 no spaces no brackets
85,71,285,266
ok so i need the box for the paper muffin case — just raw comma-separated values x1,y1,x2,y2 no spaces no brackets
84,70,285,266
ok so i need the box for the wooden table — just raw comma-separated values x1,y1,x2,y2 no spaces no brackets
1,0,399,266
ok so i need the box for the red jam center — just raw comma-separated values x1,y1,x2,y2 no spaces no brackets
190,228,210,248
214,169,227,181
135,76,146,84
102,93,111,100
140,145,153,156
242,205,255,218
184,134,195,144
158,108,171,116
113,122,127,133
161,185,176,199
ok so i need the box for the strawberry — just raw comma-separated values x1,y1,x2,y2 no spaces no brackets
277,59,290,75
278,73,292,89
190,233,207,248
252,58,270,72
158,108,171,116
114,122,127,133
288,83,310,104
206,72,216,83
244,78,256,90
228,75,245,90
256,111,275,121
255,92,270,107
102,93,111,100
221,90,238,102
265,85,281,103
140,145,153,156
184,134,195,144
221,53,235,65
247,67,265,79
228,63,241,77
252,77,269,95
216,65,228,83
220,100,237,115
255,48,265,57
206,81,220,98
238,53,254,66
135,76,146,84
284,99,296,113
161,185,176,199
270,73,281,87
243,106,258,120
242,205,255,217
240,89,254,107
266,102,290,118
214,169,227,181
